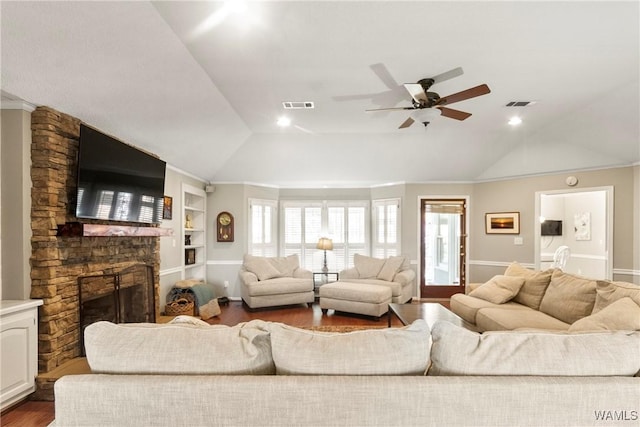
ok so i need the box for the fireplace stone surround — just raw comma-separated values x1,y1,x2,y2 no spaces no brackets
29,106,161,399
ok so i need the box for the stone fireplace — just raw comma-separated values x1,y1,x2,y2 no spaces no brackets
29,107,161,399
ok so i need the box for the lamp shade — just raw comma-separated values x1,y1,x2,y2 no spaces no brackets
316,237,333,251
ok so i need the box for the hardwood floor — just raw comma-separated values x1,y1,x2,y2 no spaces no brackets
1,299,446,426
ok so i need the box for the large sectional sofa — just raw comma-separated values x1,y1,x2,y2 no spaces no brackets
451,262,640,332
51,317,640,426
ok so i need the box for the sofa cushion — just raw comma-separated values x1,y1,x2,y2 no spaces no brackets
469,275,525,304
377,256,405,281
84,320,275,375
245,277,312,296
505,262,553,310
343,278,403,297
269,320,430,375
569,297,640,332
593,280,640,313
243,255,283,281
539,270,597,324
429,320,640,376
450,294,528,325
354,254,386,279
268,254,300,277
475,306,569,331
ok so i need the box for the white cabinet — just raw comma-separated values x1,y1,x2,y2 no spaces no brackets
1,299,42,410
182,183,207,281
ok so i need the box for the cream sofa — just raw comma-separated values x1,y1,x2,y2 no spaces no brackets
239,254,314,309
51,318,640,427
338,254,415,303
451,262,640,332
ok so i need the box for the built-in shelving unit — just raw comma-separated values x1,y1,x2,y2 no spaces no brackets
182,183,207,281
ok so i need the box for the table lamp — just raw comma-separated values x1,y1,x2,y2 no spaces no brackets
316,237,333,273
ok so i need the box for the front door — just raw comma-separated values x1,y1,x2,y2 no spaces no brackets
420,198,467,298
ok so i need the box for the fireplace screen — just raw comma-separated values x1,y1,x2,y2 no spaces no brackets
78,264,155,354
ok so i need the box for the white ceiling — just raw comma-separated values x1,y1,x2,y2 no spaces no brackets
2,1,638,187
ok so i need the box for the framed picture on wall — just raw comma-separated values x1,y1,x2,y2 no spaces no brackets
485,212,520,234
162,196,173,220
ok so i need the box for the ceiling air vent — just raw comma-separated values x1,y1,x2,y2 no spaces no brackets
505,101,535,107
283,101,315,109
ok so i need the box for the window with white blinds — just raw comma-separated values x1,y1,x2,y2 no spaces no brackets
372,198,401,259
281,200,369,271
248,198,278,257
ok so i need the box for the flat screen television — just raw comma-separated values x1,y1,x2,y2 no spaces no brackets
541,220,563,236
75,124,166,224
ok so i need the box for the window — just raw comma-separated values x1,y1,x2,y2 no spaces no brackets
248,198,278,257
372,198,401,259
281,200,369,271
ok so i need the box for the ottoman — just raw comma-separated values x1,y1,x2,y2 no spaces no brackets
319,281,392,318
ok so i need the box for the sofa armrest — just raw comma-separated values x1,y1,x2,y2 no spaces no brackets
239,270,258,285
394,269,416,285
293,268,312,279
339,267,359,280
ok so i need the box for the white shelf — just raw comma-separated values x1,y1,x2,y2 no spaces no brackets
182,183,207,282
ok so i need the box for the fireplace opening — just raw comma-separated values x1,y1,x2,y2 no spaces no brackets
78,263,156,354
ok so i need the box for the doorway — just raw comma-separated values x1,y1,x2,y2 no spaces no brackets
420,198,467,298
535,186,613,279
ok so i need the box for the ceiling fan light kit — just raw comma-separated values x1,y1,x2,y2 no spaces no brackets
365,66,491,129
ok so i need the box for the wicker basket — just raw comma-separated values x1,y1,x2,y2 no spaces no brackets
165,298,195,316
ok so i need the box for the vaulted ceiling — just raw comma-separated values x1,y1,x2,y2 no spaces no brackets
2,1,638,187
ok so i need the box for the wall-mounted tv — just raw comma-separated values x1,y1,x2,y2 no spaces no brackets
541,220,563,236
76,124,166,224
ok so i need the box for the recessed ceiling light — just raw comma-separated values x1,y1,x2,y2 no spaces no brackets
508,116,522,126
277,116,291,127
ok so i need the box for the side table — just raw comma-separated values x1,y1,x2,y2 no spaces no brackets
313,272,339,296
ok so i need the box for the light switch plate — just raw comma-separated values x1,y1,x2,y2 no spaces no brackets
514,237,523,245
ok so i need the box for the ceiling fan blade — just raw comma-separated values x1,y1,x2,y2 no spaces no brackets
366,106,413,112
437,84,491,106
399,117,415,129
430,67,464,84
437,106,472,121
403,83,427,104
370,63,400,90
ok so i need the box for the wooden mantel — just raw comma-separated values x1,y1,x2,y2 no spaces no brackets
57,222,174,237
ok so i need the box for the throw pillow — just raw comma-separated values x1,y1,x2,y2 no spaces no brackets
377,256,406,281
269,320,431,375
243,255,282,281
428,320,640,376
505,262,553,310
199,298,221,320
539,270,597,324
84,319,275,375
468,275,525,304
354,254,386,279
592,280,640,313
569,297,640,332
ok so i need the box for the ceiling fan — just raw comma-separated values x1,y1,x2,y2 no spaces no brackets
366,67,491,129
